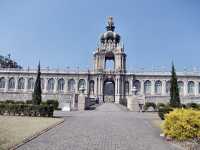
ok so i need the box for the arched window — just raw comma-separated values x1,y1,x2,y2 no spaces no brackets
144,80,151,94
68,79,75,92
155,80,162,94
198,82,200,94
125,81,129,95
47,78,55,91
166,81,171,94
18,78,25,89
41,78,45,89
133,80,141,92
0,77,5,89
58,78,65,91
8,78,15,89
28,78,35,90
105,52,115,70
78,79,86,91
89,80,94,95
178,81,184,95
188,81,195,95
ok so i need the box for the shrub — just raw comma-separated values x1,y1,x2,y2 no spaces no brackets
41,101,47,106
186,103,199,110
26,100,32,104
15,101,25,104
156,103,166,109
143,102,156,111
181,104,186,108
162,109,200,140
158,105,173,120
0,103,54,117
5,100,15,104
46,100,59,110
0,103,6,115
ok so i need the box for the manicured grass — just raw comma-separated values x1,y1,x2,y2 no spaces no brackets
0,116,63,150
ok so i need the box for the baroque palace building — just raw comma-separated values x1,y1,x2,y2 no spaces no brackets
0,17,200,108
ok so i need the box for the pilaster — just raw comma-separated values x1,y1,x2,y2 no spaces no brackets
151,80,155,95
24,77,28,92
4,77,8,92
162,80,166,96
64,78,68,93
14,77,18,92
54,78,58,93
183,80,188,96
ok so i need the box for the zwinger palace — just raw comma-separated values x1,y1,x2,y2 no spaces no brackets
0,17,199,109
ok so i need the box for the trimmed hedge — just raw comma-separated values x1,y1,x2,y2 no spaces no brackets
156,103,166,109
46,100,59,110
0,103,54,117
15,101,25,104
186,103,200,110
143,102,156,111
5,100,15,104
26,100,33,104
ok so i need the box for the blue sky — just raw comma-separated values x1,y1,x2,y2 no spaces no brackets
0,0,200,71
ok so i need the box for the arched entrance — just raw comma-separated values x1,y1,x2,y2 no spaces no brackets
103,79,115,103
104,51,115,71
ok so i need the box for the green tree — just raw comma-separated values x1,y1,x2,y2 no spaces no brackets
170,63,181,107
32,62,42,105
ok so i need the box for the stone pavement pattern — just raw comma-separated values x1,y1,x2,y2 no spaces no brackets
18,103,180,150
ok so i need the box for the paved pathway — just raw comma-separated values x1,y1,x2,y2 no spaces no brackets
18,103,180,150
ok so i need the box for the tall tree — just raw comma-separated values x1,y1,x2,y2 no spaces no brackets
170,63,181,107
32,62,42,105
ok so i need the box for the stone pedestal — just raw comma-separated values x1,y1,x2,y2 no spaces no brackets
78,93,86,111
127,96,138,111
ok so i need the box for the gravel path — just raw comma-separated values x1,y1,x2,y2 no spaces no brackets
18,103,180,150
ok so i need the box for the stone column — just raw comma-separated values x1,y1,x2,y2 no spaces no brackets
15,77,18,92
54,78,58,93
85,78,88,94
24,77,28,92
140,80,144,95
162,80,166,96
44,78,48,93
64,78,68,93
96,77,99,96
4,77,8,92
183,80,188,96
129,79,132,96
99,77,103,102
151,80,155,95
75,78,79,93
194,81,198,96
115,76,120,103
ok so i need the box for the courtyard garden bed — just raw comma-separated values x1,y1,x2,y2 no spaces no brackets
0,116,63,150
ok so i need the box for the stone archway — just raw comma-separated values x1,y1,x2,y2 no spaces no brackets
103,79,115,103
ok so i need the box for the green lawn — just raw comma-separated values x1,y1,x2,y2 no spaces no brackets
0,116,63,150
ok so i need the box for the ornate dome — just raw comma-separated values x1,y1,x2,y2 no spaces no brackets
100,17,121,44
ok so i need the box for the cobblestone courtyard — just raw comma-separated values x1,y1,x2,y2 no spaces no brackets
18,103,180,150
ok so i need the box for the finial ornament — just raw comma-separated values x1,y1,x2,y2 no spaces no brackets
108,16,113,26
106,16,115,31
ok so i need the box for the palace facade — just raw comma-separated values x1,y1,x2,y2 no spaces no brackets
0,17,200,108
